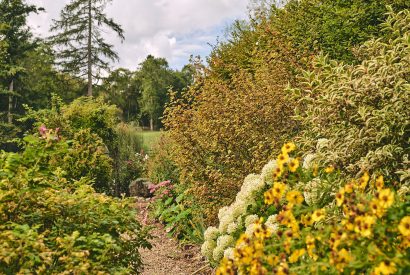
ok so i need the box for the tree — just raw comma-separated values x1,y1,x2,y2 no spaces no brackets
50,0,124,97
138,55,174,131
0,0,40,124
98,68,141,122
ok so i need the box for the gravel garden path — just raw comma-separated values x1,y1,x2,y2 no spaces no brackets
136,198,212,275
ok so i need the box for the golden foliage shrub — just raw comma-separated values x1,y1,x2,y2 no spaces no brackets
164,18,309,224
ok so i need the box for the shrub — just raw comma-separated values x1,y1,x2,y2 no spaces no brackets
0,128,151,274
146,133,179,184
62,128,113,193
112,123,145,196
201,143,409,274
291,8,410,182
22,96,147,194
164,18,305,224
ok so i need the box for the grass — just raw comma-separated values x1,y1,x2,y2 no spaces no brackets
140,131,162,153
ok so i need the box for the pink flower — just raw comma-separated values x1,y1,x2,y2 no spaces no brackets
39,125,47,136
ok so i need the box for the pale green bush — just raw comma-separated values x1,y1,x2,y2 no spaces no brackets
291,9,410,182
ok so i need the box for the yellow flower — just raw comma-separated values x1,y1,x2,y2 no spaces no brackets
288,158,300,172
374,175,384,190
305,234,317,260
266,255,279,266
312,209,326,222
335,189,345,206
398,216,410,236
378,189,394,209
277,153,289,165
277,262,289,275
286,190,304,205
359,172,370,189
325,165,334,173
272,182,287,198
272,164,284,179
236,233,250,246
264,189,275,205
282,142,296,154
277,210,295,227
331,248,351,272
301,214,313,226
289,248,306,263
369,199,385,218
344,183,354,193
374,260,397,275
354,215,376,237
216,258,234,275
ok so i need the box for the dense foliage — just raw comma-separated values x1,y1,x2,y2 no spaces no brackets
292,8,410,181
162,1,410,229
0,128,150,274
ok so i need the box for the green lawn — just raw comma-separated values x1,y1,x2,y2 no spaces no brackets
140,131,162,153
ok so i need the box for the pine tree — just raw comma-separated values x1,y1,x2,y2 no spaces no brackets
0,0,40,124
50,0,124,96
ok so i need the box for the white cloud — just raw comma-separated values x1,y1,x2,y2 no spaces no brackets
27,0,248,70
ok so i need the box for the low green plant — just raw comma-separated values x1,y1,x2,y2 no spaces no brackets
150,180,205,244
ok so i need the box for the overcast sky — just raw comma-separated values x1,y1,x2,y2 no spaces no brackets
27,0,249,70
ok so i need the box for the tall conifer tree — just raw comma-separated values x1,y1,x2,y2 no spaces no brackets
0,0,39,124
50,0,124,96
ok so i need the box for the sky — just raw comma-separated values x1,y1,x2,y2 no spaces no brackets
27,0,249,70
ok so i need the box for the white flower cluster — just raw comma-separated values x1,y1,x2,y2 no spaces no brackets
265,214,278,233
201,160,280,264
303,177,322,206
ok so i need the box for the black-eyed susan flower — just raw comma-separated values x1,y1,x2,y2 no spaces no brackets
286,190,304,205
359,172,370,189
335,188,345,206
272,164,284,179
330,248,351,272
325,165,334,173
344,182,354,193
272,182,287,198
369,198,385,218
277,153,289,165
288,158,300,172
374,175,384,190
301,214,314,226
264,189,275,205
312,209,326,222
398,216,410,236
354,215,376,237
373,260,397,275
378,188,394,209
289,248,306,263
282,142,296,154
305,234,317,260
277,262,290,275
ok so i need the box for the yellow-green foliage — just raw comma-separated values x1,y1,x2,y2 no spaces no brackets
62,128,113,193
291,9,410,182
202,143,409,274
0,130,150,274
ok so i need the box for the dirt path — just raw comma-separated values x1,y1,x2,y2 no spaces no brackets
136,198,212,275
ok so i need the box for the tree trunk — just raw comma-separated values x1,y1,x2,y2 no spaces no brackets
150,117,154,131
87,0,93,96
7,80,13,124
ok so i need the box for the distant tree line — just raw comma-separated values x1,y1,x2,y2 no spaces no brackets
0,0,193,150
